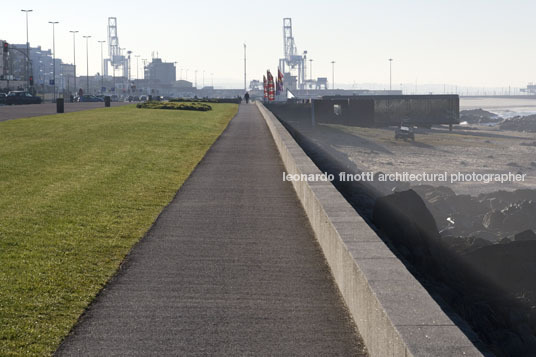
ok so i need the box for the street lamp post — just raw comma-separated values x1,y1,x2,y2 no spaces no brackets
388,58,393,92
135,55,140,80
48,21,59,102
83,35,91,94
309,59,313,82
21,9,33,91
69,31,78,95
243,43,246,92
120,48,126,91
331,61,335,90
98,40,105,93
142,59,147,80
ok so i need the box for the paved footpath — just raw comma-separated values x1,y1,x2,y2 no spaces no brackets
0,102,131,122
56,103,367,356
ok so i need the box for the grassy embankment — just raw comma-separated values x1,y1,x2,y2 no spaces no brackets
0,104,237,355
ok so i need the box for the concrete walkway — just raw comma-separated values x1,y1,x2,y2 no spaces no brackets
56,103,366,356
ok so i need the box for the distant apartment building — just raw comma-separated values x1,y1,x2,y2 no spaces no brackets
0,40,5,79
1,43,68,88
145,58,176,85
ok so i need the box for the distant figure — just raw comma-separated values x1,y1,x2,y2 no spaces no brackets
244,92,250,104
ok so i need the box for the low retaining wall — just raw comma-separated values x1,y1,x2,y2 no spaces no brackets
256,102,483,357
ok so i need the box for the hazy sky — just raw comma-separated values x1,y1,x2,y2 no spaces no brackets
3,0,536,88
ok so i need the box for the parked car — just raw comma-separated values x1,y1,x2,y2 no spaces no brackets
5,91,42,105
0,93,6,104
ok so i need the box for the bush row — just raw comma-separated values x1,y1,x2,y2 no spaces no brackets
169,97,241,104
136,101,212,111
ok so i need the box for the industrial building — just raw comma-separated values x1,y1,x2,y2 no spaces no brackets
145,58,176,85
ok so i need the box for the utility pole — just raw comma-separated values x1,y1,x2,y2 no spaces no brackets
388,58,393,92
243,43,247,92
98,40,105,93
83,35,91,94
21,9,33,91
331,61,335,90
49,21,59,101
70,30,78,94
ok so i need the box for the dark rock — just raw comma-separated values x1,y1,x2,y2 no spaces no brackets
499,237,512,244
488,329,526,356
373,189,439,260
501,201,536,233
483,210,505,230
464,241,536,303
460,109,503,124
442,235,492,255
500,114,536,132
478,189,536,207
515,229,536,242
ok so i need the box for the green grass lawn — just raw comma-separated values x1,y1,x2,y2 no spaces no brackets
0,104,237,356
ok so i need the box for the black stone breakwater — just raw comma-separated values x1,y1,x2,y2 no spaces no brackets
275,114,536,357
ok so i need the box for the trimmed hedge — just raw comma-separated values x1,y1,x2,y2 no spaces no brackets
137,101,212,111
169,97,242,104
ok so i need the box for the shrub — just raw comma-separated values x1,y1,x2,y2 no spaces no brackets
169,97,241,104
137,101,212,111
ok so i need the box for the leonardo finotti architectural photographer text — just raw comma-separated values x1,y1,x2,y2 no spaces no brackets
283,171,527,184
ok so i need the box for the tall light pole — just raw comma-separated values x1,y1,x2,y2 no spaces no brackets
135,55,140,80
48,21,59,101
83,35,91,94
243,43,247,92
98,40,105,93
69,31,78,94
309,59,313,82
142,59,147,81
388,58,393,92
127,50,132,82
21,9,33,91
331,61,335,90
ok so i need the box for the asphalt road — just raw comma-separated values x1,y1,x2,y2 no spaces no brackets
0,102,132,122
55,103,367,356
